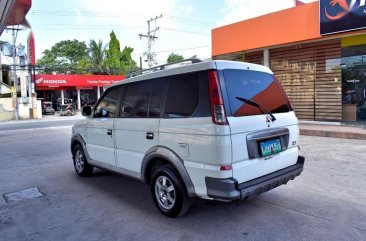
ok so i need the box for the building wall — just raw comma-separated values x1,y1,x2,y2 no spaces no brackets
0,97,40,121
245,51,263,65
269,39,342,121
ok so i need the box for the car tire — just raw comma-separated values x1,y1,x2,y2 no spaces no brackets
73,144,93,177
151,165,191,217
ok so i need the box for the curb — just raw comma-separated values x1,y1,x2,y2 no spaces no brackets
300,127,366,140
0,115,85,125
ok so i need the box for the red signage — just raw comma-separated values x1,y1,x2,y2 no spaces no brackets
27,31,36,66
35,74,125,89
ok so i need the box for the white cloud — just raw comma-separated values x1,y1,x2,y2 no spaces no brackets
218,0,294,26
79,0,176,27
76,10,88,25
218,0,319,27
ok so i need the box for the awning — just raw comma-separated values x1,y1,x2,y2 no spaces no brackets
35,74,125,90
0,0,32,35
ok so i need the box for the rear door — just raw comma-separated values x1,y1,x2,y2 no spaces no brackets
114,79,165,174
86,87,122,167
220,68,299,183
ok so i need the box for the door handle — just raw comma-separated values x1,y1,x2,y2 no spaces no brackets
107,129,112,136
146,132,154,140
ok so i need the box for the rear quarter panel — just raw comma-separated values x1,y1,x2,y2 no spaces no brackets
159,117,232,197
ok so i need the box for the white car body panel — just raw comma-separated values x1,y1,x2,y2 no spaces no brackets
159,117,232,197
114,118,160,173
228,112,299,183
86,118,116,166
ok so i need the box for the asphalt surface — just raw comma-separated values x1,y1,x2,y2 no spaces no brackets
0,119,365,241
0,115,84,132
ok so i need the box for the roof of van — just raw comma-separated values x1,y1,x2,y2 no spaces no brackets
113,60,273,87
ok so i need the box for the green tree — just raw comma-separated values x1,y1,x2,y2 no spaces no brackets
121,46,138,73
37,39,89,74
167,53,184,63
104,31,137,74
89,39,107,74
104,31,122,74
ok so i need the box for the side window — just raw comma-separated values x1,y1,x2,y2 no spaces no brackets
121,81,152,118
164,73,199,118
148,79,165,118
94,87,121,118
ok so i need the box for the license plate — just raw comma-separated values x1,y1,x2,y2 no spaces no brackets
259,138,282,157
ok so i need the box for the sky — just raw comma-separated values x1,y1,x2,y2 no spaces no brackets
1,0,318,68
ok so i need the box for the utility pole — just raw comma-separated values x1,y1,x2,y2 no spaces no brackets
11,27,19,120
139,15,162,68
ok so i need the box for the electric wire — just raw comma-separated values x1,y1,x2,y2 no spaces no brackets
29,10,215,27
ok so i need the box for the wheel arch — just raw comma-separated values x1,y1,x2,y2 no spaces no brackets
70,134,90,161
142,146,196,198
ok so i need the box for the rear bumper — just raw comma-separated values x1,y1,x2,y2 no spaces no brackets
205,156,305,201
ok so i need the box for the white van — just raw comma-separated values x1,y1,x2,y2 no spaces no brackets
71,59,305,217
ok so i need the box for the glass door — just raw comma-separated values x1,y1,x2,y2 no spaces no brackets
342,46,366,123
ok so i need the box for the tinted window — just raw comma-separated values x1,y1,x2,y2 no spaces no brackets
223,69,291,117
94,88,121,118
149,79,165,118
121,81,152,118
164,73,199,118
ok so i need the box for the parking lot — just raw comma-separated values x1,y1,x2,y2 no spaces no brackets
0,121,365,241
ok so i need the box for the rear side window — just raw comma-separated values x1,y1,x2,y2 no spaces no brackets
223,69,291,117
149,79,165,118
121,81,152,118
164,73,199,118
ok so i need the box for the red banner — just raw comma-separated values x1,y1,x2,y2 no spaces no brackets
35,74,125,89
27,31,36,66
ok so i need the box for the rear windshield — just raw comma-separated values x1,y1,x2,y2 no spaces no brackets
223,69,291,117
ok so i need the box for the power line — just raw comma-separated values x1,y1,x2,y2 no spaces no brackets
161,28,209,36
29,10,214,27
33,23,210,36
154,45,210,54
40,23,145,28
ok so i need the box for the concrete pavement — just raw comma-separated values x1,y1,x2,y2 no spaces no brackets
300,122,366,140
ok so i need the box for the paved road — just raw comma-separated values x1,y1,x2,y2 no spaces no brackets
0,121,365,241
0,115,84,132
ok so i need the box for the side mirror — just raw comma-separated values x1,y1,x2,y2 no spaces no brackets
100,108,109,117
82,106,92,116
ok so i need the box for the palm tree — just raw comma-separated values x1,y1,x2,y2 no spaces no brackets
89,39,107,74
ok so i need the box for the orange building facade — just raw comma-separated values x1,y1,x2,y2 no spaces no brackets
212,1,366,124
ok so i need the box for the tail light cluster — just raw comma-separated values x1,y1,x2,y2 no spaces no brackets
208,70,228,125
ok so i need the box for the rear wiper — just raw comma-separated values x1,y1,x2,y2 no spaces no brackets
235,97,276,121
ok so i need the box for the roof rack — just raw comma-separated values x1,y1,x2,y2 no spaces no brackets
127,58,203,78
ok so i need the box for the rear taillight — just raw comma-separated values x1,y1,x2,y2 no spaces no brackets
208,70,228,125
220,165,232,171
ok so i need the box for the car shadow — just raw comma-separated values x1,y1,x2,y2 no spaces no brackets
72,167,260,219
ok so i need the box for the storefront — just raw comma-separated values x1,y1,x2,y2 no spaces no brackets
35,74,124,110
212,0,366,124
